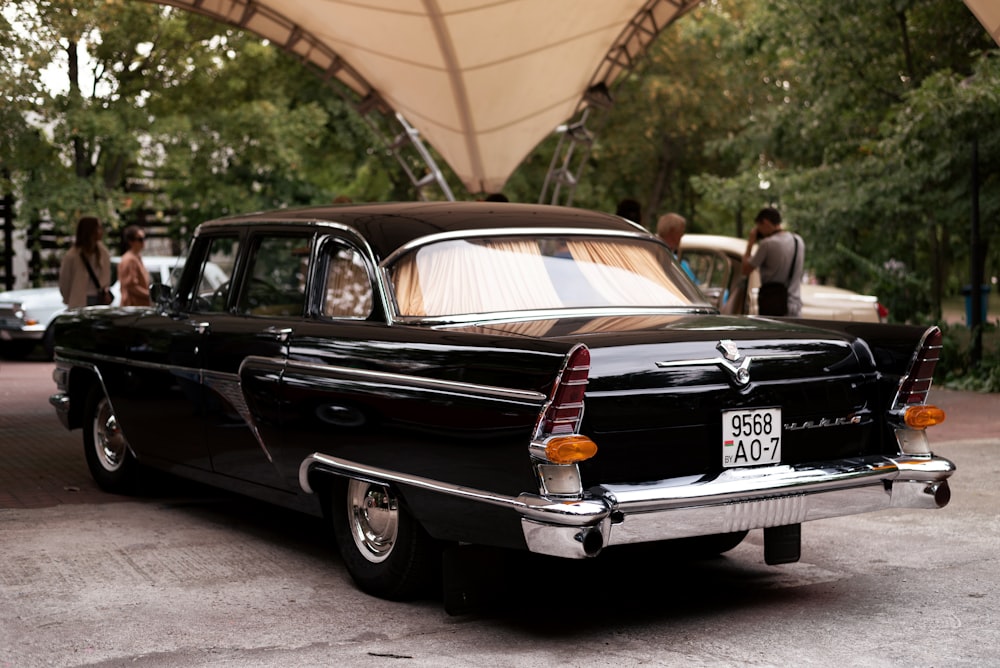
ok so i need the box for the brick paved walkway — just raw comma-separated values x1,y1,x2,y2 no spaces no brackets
0,360,120,508
1,359,996,510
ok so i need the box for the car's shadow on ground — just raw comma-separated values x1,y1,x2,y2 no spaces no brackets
440,540,814,626
131,474,819,625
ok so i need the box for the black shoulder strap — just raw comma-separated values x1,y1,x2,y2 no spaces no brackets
785,236,799,286
80,254,102,290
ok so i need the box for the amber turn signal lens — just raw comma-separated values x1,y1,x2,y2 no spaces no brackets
545,435,598,464
904,405,946,429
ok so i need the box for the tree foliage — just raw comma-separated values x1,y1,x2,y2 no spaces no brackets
527,0,996,324
0,0,397,240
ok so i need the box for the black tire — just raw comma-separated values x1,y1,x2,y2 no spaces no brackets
83,385,139,494
330,478,440,600
0,340,37,360
42,325,56,360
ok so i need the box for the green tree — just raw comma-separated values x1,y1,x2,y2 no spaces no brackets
687,0,997,322
582,0,763,229
0,0,401,245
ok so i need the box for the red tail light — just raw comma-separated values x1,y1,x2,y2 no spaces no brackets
894,327,942,408
538,345,590,436
876,303,889,322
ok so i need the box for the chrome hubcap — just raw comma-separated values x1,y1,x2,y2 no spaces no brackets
93,397,126,472
347,479,399,563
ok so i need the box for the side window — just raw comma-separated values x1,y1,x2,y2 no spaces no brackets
240,235,312,317
682,250,731,291
322,243,374,319
191,235,239,313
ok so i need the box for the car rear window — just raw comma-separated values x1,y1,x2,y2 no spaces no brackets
389,235,704,318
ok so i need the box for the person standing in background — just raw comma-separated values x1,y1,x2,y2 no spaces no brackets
615,198,642,226
656,212,698,282
59,216,111,308
656,212,687,254
741,207,805,316
119,225,152,306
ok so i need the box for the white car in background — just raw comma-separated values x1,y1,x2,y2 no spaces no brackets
680,234,887,323
0,256,225,359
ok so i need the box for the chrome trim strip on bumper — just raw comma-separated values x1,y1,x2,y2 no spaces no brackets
299,453,609,523
300,451,955,559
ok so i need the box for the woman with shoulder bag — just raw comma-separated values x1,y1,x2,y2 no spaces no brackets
59,216,112,307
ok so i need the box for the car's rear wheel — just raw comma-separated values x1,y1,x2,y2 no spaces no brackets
42,325,56,360
331,478,440,600
0,340,37,360
83,385,138,493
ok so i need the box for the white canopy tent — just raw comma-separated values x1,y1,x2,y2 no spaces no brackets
964,0,1000,46
154,1,996,198
155,0,701,196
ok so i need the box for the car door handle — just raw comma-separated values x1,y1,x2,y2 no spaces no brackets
264,326,293,342
191,321,210,335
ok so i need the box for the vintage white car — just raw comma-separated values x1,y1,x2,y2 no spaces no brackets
0,256,225,358
680,234,887,322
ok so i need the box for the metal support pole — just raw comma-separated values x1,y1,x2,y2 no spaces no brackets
1,190,13,291
540,110,595,206
970,136,983,365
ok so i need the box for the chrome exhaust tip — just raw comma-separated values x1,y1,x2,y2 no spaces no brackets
890,479,953,510
580,528,604,557
931,480,951,508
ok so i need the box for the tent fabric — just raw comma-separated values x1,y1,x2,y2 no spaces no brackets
964,0,1000,46
157,0,700,194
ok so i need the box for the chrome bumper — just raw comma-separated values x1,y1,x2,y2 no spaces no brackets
299,452,954,560
49,392,71,430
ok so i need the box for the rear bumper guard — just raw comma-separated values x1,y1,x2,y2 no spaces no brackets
299,452,954,559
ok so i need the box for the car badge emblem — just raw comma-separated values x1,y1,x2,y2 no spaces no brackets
657,342,798,389
717,339,741,362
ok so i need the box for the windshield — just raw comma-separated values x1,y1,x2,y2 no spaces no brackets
389,235,707,318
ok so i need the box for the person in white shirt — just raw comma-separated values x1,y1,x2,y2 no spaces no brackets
59,216,112,308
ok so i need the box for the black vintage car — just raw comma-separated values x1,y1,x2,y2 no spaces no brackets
50,202,953,602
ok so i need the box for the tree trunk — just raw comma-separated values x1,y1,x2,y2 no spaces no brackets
928,219,945,322
67,40,89,179
647,135,676,229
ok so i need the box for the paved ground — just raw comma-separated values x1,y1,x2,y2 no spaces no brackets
0,361,120,509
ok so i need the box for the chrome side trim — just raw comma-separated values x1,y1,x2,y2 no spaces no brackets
267,356,547,404
54,349,203,378
210,361,282,464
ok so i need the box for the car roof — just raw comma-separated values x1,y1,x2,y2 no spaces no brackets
196,202,648,260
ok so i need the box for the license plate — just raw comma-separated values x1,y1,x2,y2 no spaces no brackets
721,407,782,468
